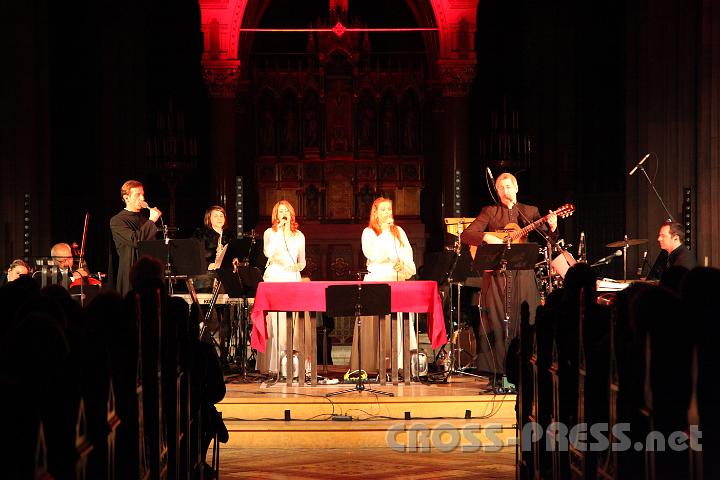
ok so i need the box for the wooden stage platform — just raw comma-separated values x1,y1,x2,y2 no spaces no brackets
217,370,518,451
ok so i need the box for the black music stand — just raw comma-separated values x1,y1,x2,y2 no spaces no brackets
325,284,393,397
137,238,206,291
473,243,538,392
209,239,263,380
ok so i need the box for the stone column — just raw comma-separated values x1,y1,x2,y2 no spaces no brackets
435,60,477,218
203,60,241,211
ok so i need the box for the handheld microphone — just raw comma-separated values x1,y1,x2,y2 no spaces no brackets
578,231,586,261
629,153,651,176
140,201,149,209
591,250,622,267
637,250,648,275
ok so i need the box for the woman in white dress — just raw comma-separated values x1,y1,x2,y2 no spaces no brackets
257,200,306,375
350,197,416,373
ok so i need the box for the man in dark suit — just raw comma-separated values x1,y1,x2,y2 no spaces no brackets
647,221,697,280
461,172,558,388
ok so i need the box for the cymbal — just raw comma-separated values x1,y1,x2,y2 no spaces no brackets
445,217,475,237
606,238,648,248
444,217,475,225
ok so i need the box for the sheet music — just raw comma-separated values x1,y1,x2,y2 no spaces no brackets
214,243,229,269
596,278,630,292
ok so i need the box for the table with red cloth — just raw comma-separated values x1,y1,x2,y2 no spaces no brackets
249,280,447,386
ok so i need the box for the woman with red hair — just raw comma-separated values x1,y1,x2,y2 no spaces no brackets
350,197,417,374
362,197,415,281
257,200,306,375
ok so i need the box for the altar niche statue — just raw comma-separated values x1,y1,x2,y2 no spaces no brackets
402,106,418,154
281,107,298,154
260,108,276,155
381,106,396,154
358,96,376,149
303,92,320,149
304,108,319,148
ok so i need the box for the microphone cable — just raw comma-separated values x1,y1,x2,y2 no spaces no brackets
390,219,400,281
280,217,297,270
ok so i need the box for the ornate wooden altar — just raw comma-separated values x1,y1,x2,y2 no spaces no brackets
248,8,427,280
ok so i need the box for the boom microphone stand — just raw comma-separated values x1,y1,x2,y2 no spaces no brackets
630,153,675,222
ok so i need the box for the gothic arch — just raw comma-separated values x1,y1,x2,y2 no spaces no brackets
200,0,464,72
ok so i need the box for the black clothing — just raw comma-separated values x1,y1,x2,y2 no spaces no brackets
110,209,158,296
462,202,556,377
668,244,697,270
192,226,230,268
647,245,697,280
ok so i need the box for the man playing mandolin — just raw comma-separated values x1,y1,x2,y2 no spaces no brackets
461,172,559,390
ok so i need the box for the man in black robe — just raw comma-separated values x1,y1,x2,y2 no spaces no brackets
647,220,697,280
461,173,557,388
109,180,162,296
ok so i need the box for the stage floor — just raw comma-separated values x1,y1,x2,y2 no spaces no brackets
212,446,517,479
217,367,518,450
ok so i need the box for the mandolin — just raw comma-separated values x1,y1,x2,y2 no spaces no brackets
485,203,575,243
470,203,575,257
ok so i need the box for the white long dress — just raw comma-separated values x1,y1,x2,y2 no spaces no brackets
349,226,417,372
257,227,306,374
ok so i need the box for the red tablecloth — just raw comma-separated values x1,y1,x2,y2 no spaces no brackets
250,280,447,352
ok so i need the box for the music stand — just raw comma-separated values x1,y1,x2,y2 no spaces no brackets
325,284,393,397
473,243,538,392
137,239,206,295
209,239,264,381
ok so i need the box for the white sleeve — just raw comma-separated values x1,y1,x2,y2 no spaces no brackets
263,228,274,258
264,229,292,267
296,232,306,271
397,227,416,278
362,228,392,264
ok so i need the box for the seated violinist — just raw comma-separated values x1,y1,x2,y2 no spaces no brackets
50,242,96,284
49,243,102,300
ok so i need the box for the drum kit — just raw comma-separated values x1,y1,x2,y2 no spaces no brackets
437,217,482,378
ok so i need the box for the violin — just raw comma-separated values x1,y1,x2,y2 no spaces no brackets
68,213,103,288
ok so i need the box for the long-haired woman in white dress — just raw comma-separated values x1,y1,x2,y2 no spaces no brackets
350,197,416,373
257,200,306,375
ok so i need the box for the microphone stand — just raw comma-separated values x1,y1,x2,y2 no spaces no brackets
636,163,675,222
160,220,176,296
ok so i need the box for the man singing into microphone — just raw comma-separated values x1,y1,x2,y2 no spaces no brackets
110,179,162,296
461,172,557,389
